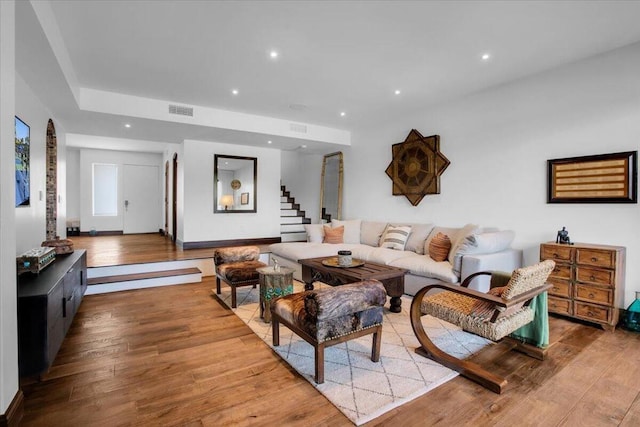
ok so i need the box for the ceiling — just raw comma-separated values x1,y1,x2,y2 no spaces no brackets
15,0,640,153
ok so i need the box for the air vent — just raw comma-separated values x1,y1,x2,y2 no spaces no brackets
289,123,308,133
168,104,194,117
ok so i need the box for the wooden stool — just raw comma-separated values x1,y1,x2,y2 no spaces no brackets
271,279,387,384
214,246,266,308
258,266,294,323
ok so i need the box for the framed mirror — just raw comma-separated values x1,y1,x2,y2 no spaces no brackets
214,154,257,213
320,152,343,222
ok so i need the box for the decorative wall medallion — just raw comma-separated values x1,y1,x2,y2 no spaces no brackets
385,129,450,206
230,179,242,190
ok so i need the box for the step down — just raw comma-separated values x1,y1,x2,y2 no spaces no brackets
88,267,202,286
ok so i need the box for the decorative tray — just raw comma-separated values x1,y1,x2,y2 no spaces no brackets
321,257,365,268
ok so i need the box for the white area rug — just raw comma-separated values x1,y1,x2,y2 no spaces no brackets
216,282,491,425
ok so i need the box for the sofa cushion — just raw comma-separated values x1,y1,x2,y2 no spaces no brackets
380,225,412,250
351,246,420,265
304,224,324,243
428,232,451,262
331,219,362,244
390,255,458,283
452,230,516,276
360,221,388,247
397,223,434,254
448,223,481,262
270,242,362,261
323,225,344,243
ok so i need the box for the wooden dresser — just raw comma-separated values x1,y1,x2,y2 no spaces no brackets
540,242,625,331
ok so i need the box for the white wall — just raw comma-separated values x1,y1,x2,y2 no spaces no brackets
66,147,80,221
182,140,281,244
345,42,640,307
0,0,19,414
78,148,163,232
281,150,323,224
14,73,68,253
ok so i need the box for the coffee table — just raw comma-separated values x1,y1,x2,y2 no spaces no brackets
298,256,407,313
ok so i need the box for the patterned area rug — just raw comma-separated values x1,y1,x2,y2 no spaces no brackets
216,282,491,425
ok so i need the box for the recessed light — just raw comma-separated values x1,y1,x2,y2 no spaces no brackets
267,140,272,144
124,123,131,128
270,50,279,59
340,112,346,117
481,53,491,61
394,90,401,95
231,89,239,95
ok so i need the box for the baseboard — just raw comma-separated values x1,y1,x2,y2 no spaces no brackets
0,389,24,427
182,237,281,249
78,230,124,236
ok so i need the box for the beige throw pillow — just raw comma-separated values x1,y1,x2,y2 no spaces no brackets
323,225,344,244
379,225,412,250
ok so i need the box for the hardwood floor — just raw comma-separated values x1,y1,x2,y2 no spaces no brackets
20,235,640,425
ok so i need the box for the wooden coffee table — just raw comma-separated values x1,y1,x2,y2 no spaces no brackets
299,256,407,313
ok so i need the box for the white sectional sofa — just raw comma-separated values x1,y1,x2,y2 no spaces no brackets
269,219,523,296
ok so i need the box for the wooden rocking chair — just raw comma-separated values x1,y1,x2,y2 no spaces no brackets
410,260,555,394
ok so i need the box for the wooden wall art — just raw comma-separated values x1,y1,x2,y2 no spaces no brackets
385,129,450,206
548,151,637,203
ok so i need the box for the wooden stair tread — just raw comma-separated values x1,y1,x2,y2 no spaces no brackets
88,267,201,286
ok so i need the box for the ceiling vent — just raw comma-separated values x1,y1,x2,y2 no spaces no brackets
168,104,194,117
289,123,308,133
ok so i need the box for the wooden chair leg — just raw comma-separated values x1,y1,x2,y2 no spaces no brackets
315,343,325,384
371,325,382,362
410,286,507,394
272,317,280,346
216,277,221,294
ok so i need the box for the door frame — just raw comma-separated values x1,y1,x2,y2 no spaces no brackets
172,153,178,243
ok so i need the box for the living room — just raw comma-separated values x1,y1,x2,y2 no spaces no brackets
2,1,640,425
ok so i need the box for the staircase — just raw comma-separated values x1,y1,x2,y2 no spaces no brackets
280,185,311,242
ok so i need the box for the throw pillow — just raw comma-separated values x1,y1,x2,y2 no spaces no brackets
331,219,362,244
451,230,516,276
304,224,325,243
428,232,451,262
360,221,388,247
390,223,434,254
379,225,412,250
448,223,481,263
323,225,344,244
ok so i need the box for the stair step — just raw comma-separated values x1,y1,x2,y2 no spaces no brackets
281,202,293,209
281,223,305,233
88,267,202,286
281,232,308,242
281,216,304,224
280,209,299,217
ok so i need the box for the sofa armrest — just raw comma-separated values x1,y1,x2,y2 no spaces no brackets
460,248,523,292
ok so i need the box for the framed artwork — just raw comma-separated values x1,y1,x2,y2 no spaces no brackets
385,129,450,206
15,116,31,207
548,151,637,203
241,192,249,205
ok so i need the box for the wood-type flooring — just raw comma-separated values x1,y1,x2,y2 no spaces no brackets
19,234,640,426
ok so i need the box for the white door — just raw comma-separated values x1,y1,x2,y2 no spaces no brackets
123,164,161,234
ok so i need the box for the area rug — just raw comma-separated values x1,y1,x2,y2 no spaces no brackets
215,282,491,425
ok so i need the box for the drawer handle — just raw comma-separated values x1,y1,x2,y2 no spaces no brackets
591,257,597,262
588,293,595,299
590,275,596,281
553,253,559,257
553,287,559,292
587,311,595,317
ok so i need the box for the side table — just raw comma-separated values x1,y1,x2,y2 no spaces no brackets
258,266,294,322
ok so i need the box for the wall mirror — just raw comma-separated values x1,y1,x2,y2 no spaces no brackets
320,152,343,222
214,154,257,213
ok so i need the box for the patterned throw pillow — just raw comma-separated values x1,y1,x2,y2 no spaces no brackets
380,225,412,250
428,232,451,262
323,225,344,244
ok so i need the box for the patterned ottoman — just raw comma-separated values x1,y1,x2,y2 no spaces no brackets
214,246,267,308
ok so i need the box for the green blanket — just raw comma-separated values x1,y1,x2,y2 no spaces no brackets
489,272,549,348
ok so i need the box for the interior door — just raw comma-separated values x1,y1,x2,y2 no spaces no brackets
123,164,161,234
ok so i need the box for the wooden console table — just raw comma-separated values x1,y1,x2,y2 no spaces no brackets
540,242,625,331
298,257,407,313
17,250,87,377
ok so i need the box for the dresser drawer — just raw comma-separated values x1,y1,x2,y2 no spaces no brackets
574,302,610,323
576,266,614,287
574,284,613,305
541,245,573,262
547,278,571,298
550,263,572,280
576,248,615,269
548,297,572,315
